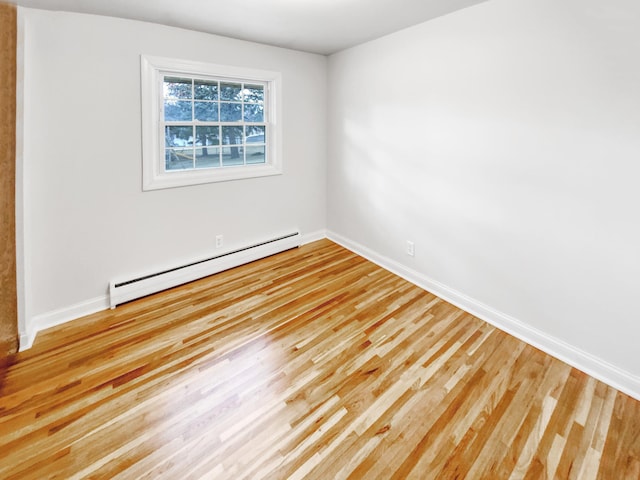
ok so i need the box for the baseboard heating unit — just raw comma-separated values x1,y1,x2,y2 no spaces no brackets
109,231,301,308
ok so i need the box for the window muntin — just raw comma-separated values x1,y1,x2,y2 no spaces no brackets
141,56,281,190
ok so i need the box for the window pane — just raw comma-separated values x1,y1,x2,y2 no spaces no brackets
164,77,192,99
243,104,264,122
196,125,220,146
195,101,218,121
220,82,242,101
196,146,221,169
245,145,266,164
165,126,194,147
195,79,218,100
220,103,242,122
222,152,244,167
165,148,194,170
243,84,264,103
222,125,243,166
245,125,265,143
164,100,192,121
222,126,243,145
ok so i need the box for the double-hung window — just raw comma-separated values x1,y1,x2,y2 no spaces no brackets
141,56,282,190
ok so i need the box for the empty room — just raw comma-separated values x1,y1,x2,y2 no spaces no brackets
1,0,639,478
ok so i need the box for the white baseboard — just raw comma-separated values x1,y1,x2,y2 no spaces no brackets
21,227,637,402
19,327,36,352
18,229,327,352
327,230,640,401
19,295,109,352
301,229,327,245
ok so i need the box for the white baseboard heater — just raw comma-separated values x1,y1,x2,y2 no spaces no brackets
109,231,301,308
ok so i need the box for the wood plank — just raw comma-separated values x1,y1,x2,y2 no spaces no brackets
0,239,638,479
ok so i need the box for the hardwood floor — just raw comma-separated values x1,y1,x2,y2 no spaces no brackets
1,239,638,479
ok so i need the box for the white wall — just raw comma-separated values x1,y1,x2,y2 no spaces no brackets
20,8,327,339
328,0,640,391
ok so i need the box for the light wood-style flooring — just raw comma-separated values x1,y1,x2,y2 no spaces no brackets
1,239,638,479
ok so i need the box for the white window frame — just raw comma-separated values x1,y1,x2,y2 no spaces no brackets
141,55,282,191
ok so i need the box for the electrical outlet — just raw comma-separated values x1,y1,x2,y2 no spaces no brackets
406,240,415,257
215,234,223,249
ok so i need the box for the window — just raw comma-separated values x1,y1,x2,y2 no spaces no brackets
141,56,282,190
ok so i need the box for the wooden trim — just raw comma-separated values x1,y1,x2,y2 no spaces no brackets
0,2,18,361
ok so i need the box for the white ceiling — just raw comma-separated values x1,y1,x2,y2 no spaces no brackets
8,0,488,55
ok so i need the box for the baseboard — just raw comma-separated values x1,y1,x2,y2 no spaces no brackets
327,230,640,401
22,228,638,402
20,295,109,352
18,327,36,352
301,229,327,245
18,229,327,352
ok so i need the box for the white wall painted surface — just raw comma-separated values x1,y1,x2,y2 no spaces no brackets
20,8,327,334
328,0,640,376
